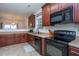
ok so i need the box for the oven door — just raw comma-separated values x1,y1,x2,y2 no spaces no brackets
45,39,68,56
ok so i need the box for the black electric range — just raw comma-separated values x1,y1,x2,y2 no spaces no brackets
45,30,76,56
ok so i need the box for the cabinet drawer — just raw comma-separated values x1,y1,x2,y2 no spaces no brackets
69,46,79,56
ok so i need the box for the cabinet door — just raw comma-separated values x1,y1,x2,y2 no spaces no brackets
27,34,35,47
51,3,59,14
73,3,78,23
42,4,51,26
7,34,15,45
14,34,21,44
77,3,79,23
0,35,7,47
28,14,35,27
69,46,79,56
59,3,73,11
19,33,27,43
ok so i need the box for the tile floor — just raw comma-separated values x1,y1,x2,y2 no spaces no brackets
0,43,40,56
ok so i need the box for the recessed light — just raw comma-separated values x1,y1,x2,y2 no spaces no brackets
27,5,31,7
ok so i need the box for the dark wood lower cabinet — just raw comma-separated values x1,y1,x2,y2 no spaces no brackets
26,34,35,47
7,34,15,45
14,34,21,44
20,34,27,43
0,33,28,47
69,46,79,56
0,33,46,56
0,37,7,47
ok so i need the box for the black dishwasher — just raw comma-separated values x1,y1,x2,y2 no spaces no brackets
34,36,41,53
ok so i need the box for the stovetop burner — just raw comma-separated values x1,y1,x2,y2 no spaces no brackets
54,30,76,43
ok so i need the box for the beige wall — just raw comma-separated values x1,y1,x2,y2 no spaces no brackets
0,12,28,29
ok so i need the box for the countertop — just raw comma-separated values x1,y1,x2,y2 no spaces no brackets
26,32,50,38
69,36,79,48
68,30,79,48
0,29,29,32
0,29,50,38
30,31,79,48
0,29,29,35
1,29,79,48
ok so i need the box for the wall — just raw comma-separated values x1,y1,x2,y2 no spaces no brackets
39,23,79,36
0,12,28,29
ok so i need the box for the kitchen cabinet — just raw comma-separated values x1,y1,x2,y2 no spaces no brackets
28,14,35,27
19,33,27,43
72,3,79,23
69,46,79,56
7,34,15,45
42,4,51,26
72,3,78,23
14,33,27,44
27,34,35,47
0,33,28,47
14,34,21,44
51,3,59,14
26,34,46,56
59,3,73,11
42,3,79,25
42,3,74,26
0,35,7,47
77,3,79,23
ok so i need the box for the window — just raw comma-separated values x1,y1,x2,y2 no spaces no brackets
3,24,17,29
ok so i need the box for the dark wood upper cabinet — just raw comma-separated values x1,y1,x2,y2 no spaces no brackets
73,3,78,23
51,3,59,14
77,4,79,23
72,3,79,23
59,3,73,11
42,3,79,26
42,4,51,26
28,14,35,27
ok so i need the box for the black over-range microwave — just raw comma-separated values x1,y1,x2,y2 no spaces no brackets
50,6,73,25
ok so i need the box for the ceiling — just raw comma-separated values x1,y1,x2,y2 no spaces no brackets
0,3,44,17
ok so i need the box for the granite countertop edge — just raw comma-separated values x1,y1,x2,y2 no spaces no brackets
69,36,79,48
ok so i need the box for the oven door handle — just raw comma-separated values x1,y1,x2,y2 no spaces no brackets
46,40,67,48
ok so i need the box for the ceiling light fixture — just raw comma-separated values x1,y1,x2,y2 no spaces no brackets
27,5,31,7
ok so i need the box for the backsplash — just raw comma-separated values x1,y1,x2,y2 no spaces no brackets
54,23,77,31
38,23,79,34
38,26,54,33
